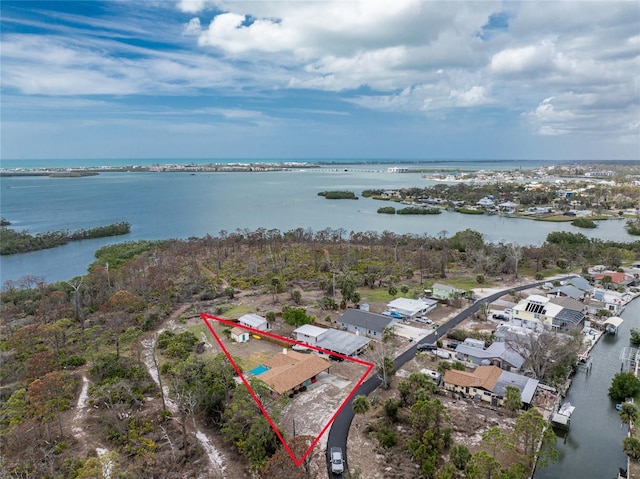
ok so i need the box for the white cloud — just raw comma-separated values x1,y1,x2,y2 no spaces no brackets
183,17,202,36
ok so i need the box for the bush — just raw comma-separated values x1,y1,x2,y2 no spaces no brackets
535,272,544,280
476,274,485,284
377,206,396,214
609,372,640,401
624,437,640,460
571,218,597,228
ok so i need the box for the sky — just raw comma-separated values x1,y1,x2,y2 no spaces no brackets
1,0,639,161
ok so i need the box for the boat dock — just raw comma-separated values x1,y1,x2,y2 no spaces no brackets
551,401,576,429
604,316,624,335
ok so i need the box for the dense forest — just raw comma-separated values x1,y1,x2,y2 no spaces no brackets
1,228,639,477
0,222,131,255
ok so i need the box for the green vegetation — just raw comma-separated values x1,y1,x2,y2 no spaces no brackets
628,219,640,236
0,222,131,255
609,372,640,402
377,206,396,214
397,206,441,215
455,207,484,215
317,190,358,199
571,218,598,228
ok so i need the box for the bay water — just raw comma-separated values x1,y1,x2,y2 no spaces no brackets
0,163,632,285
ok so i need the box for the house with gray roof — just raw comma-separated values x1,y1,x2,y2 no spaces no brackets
338,309,398,339
548,284,584,300
431,283,466,301
455,341,525,372
566,276,594,294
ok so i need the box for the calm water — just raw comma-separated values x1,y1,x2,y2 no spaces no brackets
0,164,632,285
533,298,639,479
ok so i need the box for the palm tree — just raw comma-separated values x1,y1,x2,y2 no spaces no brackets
620,402,638,430
352,395,370,415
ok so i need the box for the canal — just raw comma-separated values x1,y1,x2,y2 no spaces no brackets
534,297,639,479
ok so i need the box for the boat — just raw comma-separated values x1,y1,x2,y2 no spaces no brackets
252,334,262,340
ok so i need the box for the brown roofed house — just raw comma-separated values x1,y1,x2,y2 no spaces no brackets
258,350,331,396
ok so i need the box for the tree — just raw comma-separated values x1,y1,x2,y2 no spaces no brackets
291,289,302,304
388,285,398,297
623,437,640,461
619,402,638,429
377,355,396,389
609,372,640,402
482,427,509,460
352,395,370,415
465,450,500,479
450,444,471,470
505,330,580,382
503,385,522,414
512,408,558,469
263,435,316,479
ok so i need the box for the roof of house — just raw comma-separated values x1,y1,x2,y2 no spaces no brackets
566,276,593,292
387,297,437,313
432,283,462,292
455,342,525,369
338,309,396,334
314,329,371,356
230,327,246,336
594,272,631,285
552,308,586,327
294,324,328,338
443,365,502,390
548,284,584,300
444,365,538,404
548,296,585,312
238,313,267,328
259,351,330,394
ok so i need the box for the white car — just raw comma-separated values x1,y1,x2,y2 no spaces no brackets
330,447,344,474
415,317,433,324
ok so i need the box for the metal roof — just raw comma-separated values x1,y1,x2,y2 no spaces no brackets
338,309,397,334
315,329,371,356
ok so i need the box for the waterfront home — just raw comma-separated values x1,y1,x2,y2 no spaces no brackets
238,313,271,331
498,201,518,214
443,365,539,409
258,350,330,396
592,288,631,314
476,197,496,207
386,297,437,319
511,294,585,332
593,272,636,288
455,341,525,372
230,327,249,343
338,309,399,339
566,276,594,294
547,284,585,301
293,324,370,357
431,283,465,301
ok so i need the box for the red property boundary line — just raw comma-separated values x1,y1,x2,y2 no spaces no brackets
200,313,374,466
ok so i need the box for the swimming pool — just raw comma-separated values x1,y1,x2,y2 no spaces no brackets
249,364,269,376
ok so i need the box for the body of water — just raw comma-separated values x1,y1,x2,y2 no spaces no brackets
0,163,633,285
534,298,639,479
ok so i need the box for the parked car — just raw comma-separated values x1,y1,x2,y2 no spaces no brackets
446,341,459,350
415,316,433,324
417,342,437,351
330,447,344,474
492,313,508,321
329,355,345,362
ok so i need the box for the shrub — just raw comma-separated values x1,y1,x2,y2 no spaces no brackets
377,206,396,214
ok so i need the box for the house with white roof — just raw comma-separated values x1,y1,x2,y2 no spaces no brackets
238,313,271,331
511,294,585,332
386,297,437,319
592,288,632,314
476,197,496,207
293,324,371,357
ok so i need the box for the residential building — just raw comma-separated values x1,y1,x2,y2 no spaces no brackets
431,283,465,301
476,197,495,207
258,350,330,396
566,276,594,294
386,297,437,319
238,313,271,331
592,288,632,314
443,365,539,408
455,341,525,372
547,284,585,301
293,324,371,357
338,309,398,339
511,294,585,332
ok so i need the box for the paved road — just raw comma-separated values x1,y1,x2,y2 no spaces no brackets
325,278,574,478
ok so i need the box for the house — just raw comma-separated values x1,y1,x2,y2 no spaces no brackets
257,350,330,396
566,276,594,294
293,325,371,357
338,309,399,339
593,272,636,288
511,294,585,332
592,288,631,314
230,327,249,343
238,313,271,331
498,201,518,214
476,197,496,207
386,297,437,319
431,283,465,301
443,365,539,408
455,341,525,372
547,284,585,301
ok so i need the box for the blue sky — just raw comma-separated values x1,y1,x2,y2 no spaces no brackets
1,0,638,161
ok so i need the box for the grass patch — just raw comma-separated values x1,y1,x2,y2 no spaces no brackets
359,288,396,303
426,276,494,291
223,304,254,318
